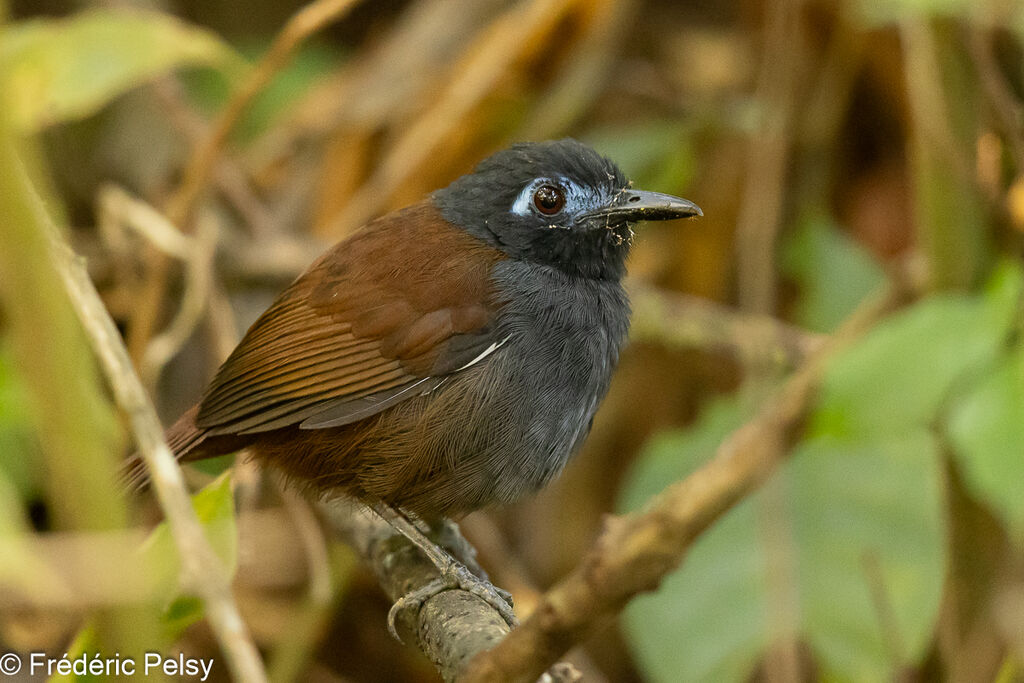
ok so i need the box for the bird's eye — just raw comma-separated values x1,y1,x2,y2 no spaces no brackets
533,185,565,215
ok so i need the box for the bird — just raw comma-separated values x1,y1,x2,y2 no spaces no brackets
128,138,701,634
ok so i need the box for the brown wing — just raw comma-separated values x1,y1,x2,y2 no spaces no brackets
196,202,506,436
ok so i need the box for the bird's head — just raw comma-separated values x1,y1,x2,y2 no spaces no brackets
433,138,702,280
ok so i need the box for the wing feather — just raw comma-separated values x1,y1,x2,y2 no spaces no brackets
195,202,505,435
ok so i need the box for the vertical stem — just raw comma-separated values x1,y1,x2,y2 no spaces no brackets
901,18,988,291
0,115,162,661
735,0,807,316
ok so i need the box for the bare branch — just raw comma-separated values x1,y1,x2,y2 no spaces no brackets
628,280,824,369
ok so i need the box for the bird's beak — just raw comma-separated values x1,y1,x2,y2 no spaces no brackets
580,189,703,226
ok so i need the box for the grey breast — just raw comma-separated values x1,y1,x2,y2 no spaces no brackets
476,260,631,501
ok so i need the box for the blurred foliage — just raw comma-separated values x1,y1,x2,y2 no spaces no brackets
948,344,1024,539
781,215,887,333
621,265,1023,681
584,120,697,196
139,473,238,609
1,0,1023,680
0,9,246,131
0,341,41,498
182,42,341,144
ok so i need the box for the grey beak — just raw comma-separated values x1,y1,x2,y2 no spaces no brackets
582,189,703,225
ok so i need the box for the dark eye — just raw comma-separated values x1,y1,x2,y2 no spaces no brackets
533,185,565,215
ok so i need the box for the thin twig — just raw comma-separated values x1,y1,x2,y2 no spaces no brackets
36,190,268,681
98,184,193,259
968,26,1024,173
166,0,362,228
327,0,578,235
140,211,219,387
460,283,905,683
97,186,224,390
128,0,362,363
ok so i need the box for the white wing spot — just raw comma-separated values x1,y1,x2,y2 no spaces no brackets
456,335,511,371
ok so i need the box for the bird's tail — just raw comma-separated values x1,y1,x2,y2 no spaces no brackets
120,404,209,491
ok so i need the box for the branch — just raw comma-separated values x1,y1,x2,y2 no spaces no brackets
37,187,268,681
320,505,510,680
319,504,580,683
459,283,905,683
627,281,824,369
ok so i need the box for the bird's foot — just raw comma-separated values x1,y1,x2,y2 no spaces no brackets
387,561,517,641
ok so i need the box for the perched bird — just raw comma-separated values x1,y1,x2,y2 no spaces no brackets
131,138,700,631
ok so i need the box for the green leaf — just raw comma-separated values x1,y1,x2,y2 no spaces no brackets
621,399,766,682
584,120,696,193
182,41,341,144
620,400,946,682
0,339,42,498
790,434,945,680
948,345,1024,538
0,9,247,131
46,623,98,682
139,472,238,599
162,595,206,640
619,398,750,514
811,264,1022,438
781,215,886,333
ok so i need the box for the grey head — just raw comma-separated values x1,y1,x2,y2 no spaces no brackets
433,138,702,281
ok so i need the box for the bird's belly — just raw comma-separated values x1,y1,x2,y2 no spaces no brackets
460,323,620,506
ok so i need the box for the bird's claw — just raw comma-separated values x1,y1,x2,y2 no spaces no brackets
386,563,517,641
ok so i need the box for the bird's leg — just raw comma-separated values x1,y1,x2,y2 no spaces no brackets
429,517,514,606
370,502,517,639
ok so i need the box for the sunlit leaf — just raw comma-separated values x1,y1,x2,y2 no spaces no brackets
948,345,1024,539
139,472,237,597
0,9,247,131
